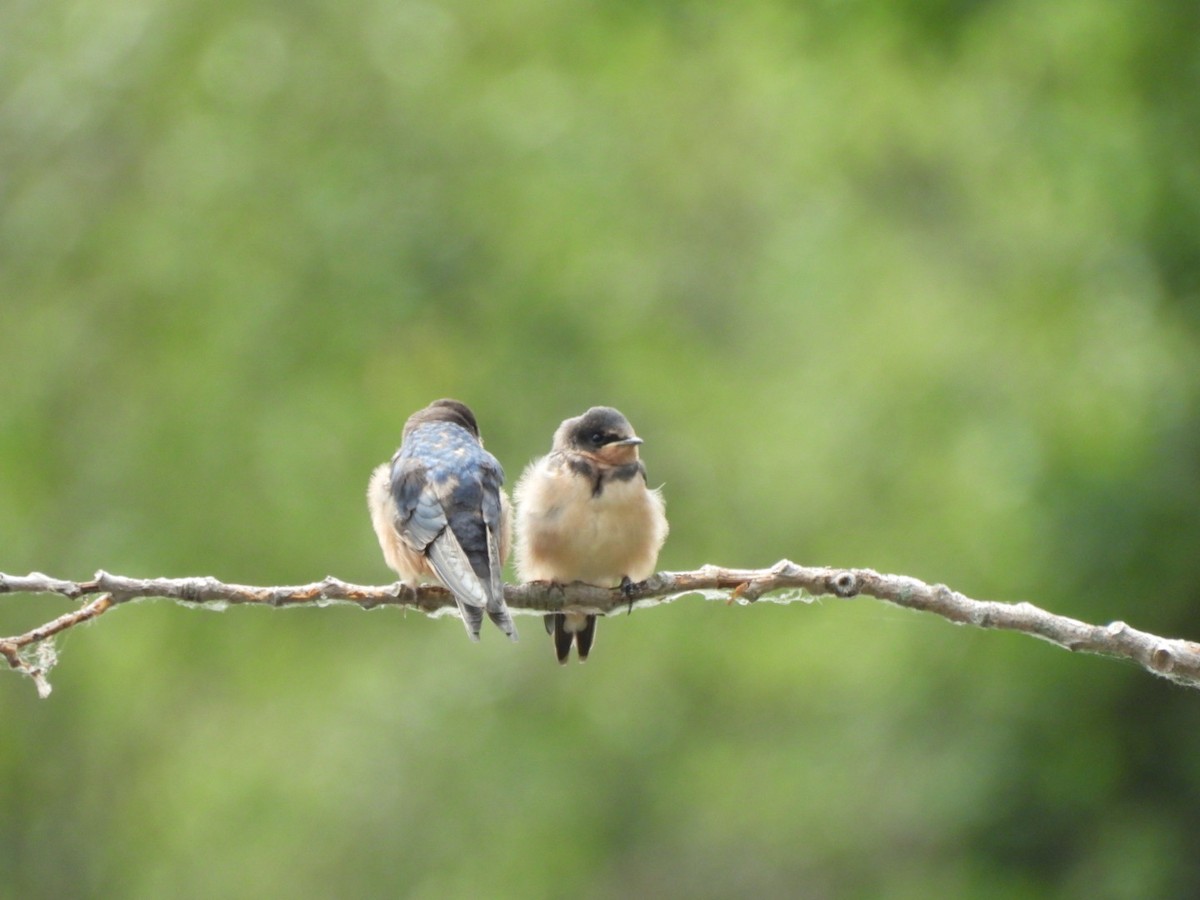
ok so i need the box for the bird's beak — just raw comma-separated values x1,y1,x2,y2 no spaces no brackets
613,436,644,447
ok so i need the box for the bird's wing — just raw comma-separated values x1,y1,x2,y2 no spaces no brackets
478,455,507,608
390,457,443,553
390,453,487,641
425,521,490,612
477,457,516,640
391,454,489,611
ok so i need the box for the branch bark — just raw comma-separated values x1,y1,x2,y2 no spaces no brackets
4,562,1200,696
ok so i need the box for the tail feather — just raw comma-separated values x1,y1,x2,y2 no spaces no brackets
487,606,517,641
547,612,597,663
575,615,597,662
551,614,573,664
426,523,517,642
458,601,484,641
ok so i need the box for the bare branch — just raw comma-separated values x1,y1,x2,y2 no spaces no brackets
4,562,1200,696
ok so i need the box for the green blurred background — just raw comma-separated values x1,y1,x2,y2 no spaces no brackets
4,0,1200,896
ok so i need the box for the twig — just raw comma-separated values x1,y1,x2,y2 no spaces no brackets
3,562,1200,696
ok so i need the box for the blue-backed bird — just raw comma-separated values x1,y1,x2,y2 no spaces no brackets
514,407,668,662
368,399,517,642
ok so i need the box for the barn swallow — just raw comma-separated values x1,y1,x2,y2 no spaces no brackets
368,399,517,642
514,406,668,663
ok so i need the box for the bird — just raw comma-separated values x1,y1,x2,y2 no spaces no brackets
514,406,668,663
367,398,517,642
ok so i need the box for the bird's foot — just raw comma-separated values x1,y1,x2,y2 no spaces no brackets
620,575,636,615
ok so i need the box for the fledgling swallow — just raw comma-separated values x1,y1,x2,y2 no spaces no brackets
368,398,517,642
514,406,668,663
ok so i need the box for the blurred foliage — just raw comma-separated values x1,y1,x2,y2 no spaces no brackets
3,0,1200,896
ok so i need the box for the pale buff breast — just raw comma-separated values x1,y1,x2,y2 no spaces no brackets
514,457,668,586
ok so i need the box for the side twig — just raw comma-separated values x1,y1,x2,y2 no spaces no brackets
3,562,1199,696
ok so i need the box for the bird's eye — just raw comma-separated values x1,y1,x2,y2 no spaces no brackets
590,431,606,444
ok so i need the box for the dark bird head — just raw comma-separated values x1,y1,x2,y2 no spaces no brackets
403,398,481,440
554,406,644,465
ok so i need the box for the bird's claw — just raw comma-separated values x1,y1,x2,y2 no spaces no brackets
620,575,635,615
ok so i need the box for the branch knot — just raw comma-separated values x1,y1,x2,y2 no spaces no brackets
830,571,858,598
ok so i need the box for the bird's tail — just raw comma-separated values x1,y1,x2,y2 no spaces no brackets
486,604,517,641
545,612,596,663
457,601,485,642
427,522,517,642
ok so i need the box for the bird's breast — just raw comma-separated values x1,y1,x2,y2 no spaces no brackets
515,458,665,585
